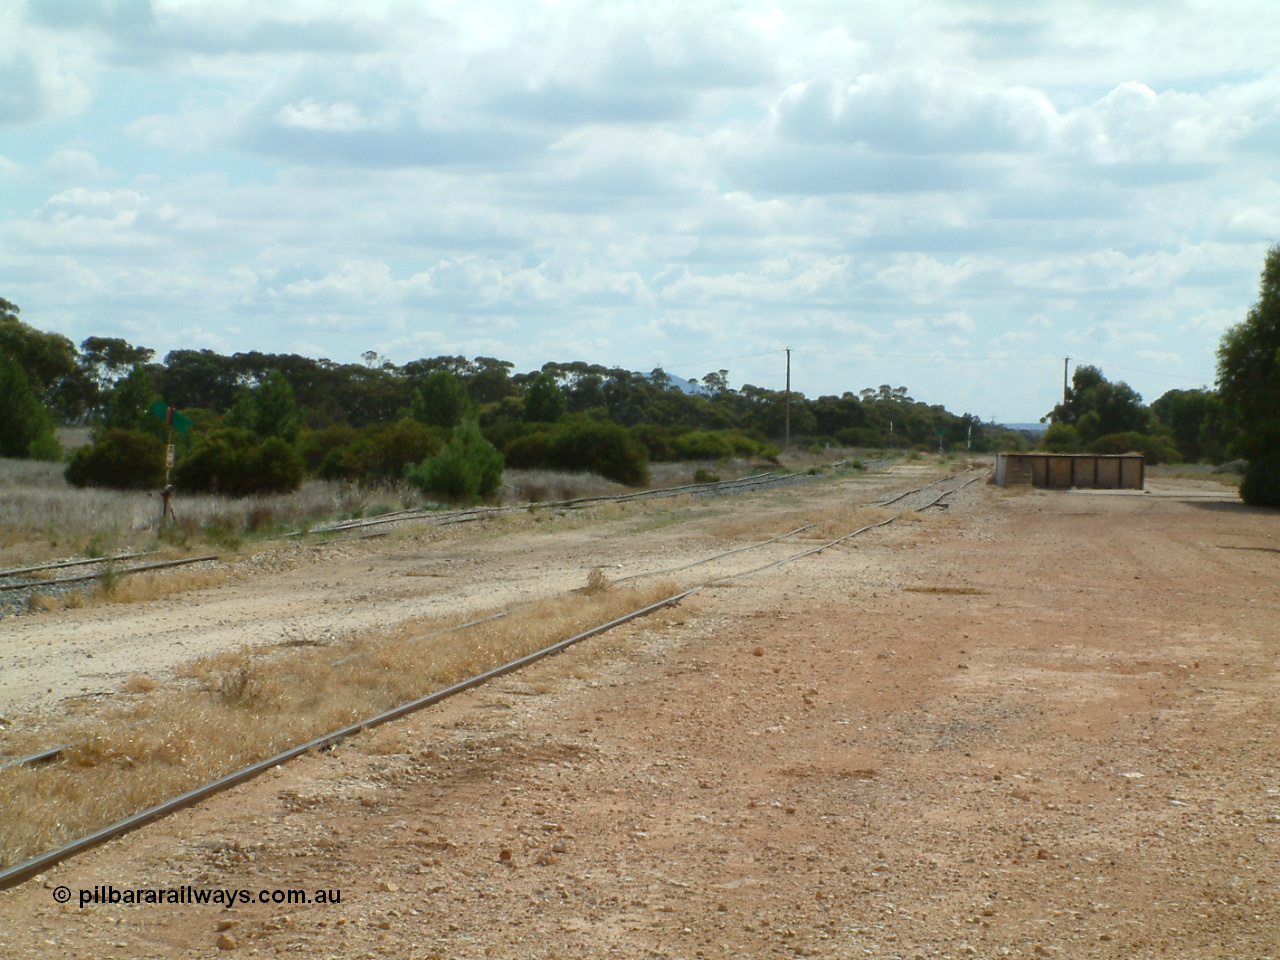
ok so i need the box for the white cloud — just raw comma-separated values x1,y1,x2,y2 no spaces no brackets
4,1,1279,421
44,147,100,180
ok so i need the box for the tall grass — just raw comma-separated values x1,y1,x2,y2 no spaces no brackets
0,457,415,558
0,580,678,868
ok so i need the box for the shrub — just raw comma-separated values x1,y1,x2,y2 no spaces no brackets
672,431,733,460
173,428,305,496
405,421,504,501
1090,431,1181,465
503,430,557,469
1041,422,1081,453
411,370,469,428
523,372,566,423
834,427,885,448
296,425,358,474
0,355,61,460
312,419,443,484
630,423,677,461
1241,453,1280,507
65,429,164,490
549,418,649,486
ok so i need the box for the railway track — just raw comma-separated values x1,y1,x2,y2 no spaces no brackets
0,466,985,889
0,468,842,609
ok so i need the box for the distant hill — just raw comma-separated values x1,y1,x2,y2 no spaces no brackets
999,422,1049,434
668,374,711,396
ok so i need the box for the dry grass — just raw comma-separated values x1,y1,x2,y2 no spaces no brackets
500,469,630,504
0,457,415,563
0,580,679,868
20,565,232,614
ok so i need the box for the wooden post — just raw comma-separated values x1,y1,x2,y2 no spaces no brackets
161,408,175,526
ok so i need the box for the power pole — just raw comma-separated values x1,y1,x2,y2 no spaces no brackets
1063,357,1070,407
784,348,791,449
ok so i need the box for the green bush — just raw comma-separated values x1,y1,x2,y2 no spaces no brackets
523,372,566,423
65,429,164,489
1041,422,1081,453
0,355,61,460
312,420,443,484
173,428,305,496
672,431,733,460
488,417,649,486
1241,453,1280,507
635,427,778,463
405,421,504,501
503,430,557,469
834,427,885,448
549,418,649,486
297,425,358,474
1090,431,1181,464
630,423,677,461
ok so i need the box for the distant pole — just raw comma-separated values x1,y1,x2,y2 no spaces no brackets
784,348,791,449
1063,357,1070,407
967,423,972,453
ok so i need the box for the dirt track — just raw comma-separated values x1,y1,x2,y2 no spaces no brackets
2,473,1278,959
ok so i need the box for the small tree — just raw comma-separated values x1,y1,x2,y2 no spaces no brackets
405,421,504,501
1218,244,1280,463
523,372,567,423
1048,365,1149,442
251,371,301,442
0,356,61,460
411,370,469,428
100,366,164,439
222,372,300,442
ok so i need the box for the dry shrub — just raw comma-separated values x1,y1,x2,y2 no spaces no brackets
585,567,611,593
0,579,679,869
500,469,629,505
103,566,230,605
120,676,159,694
26,592,59,613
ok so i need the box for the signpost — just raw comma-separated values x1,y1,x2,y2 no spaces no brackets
149,403,192,525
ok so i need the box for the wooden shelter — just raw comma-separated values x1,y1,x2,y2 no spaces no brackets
995,452,1144,489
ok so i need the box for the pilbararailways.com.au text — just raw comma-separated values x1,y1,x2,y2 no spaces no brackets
70,885,341,909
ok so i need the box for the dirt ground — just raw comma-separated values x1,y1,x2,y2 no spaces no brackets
2,471,1278,959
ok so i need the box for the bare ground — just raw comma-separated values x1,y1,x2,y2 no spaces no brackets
2,472,1278,959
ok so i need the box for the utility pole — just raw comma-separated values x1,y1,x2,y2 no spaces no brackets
1063,357,1070,407
784,348,791,449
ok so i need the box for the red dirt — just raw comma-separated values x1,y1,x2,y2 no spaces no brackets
2,478,1278,959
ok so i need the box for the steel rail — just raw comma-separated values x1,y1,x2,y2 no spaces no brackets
0,587,700,891
612,521,820,584
0,474,798,600
0,464,974,887
0,553,222,594
0,552,152,581
0,467,960,771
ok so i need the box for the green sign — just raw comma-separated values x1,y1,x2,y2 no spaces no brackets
150,402,193,435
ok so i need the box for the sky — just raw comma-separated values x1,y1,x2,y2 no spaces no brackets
2,0,1278,422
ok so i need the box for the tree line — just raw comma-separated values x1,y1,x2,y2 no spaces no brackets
0,297,1028,499
5,240,1277,504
